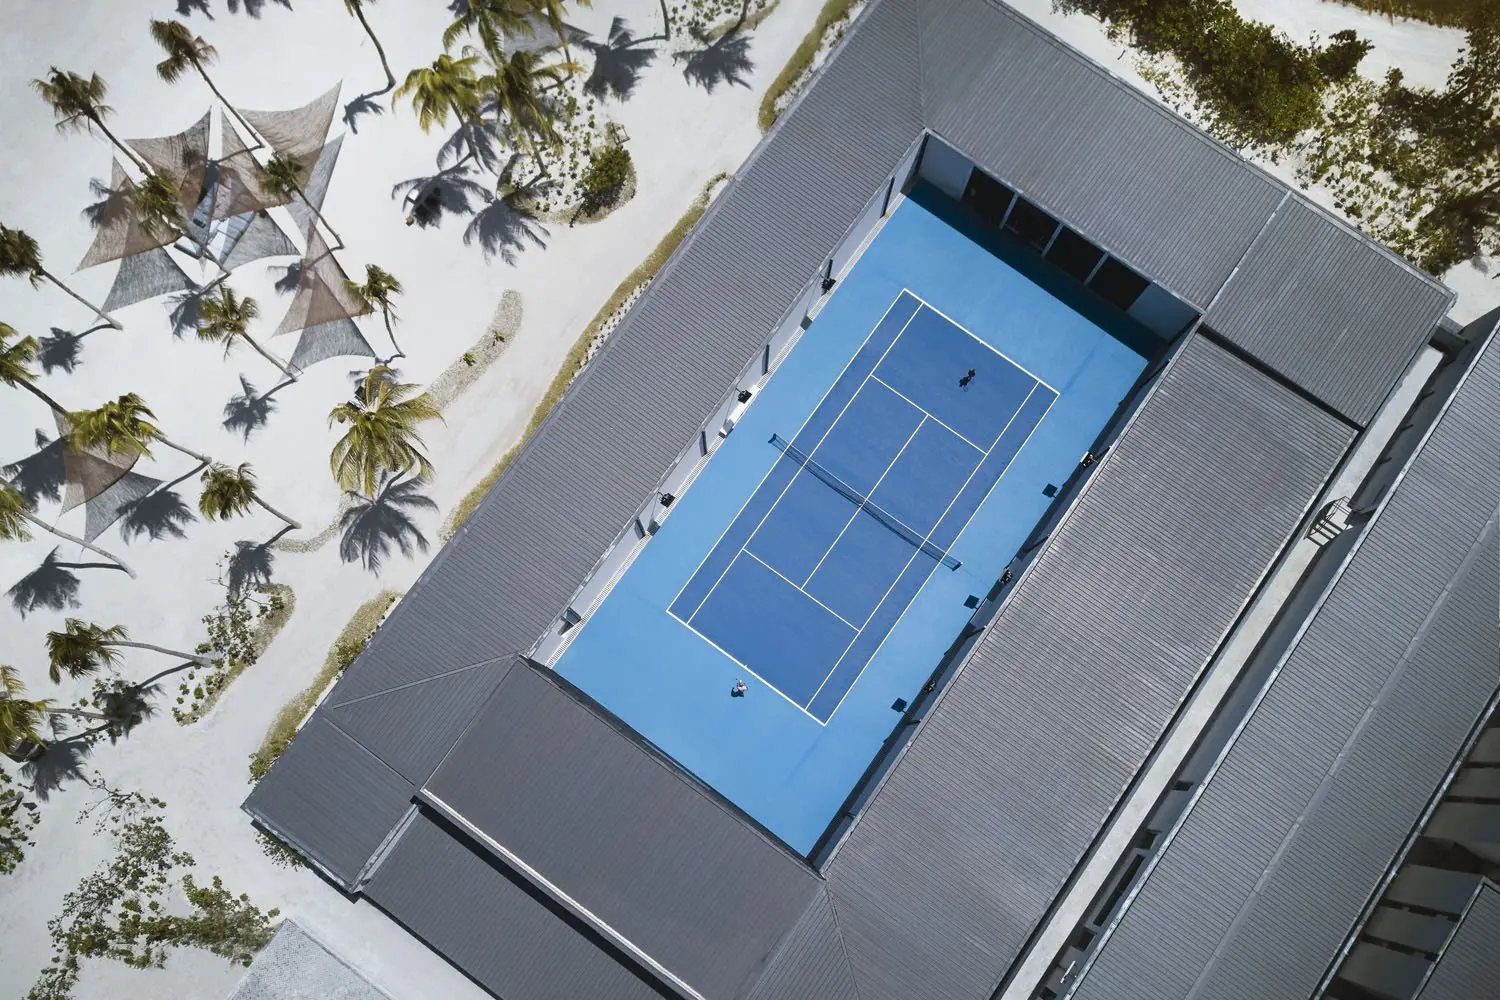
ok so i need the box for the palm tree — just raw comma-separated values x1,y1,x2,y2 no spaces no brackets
347,264,404,358
259,152,343,250
345,0,396,93
45,618,213,685
0,224,120,330
0,665,51,757
31,68,150,174
444,0,535,59
0,479,135,577
328,366,443,496
197,286,294,379
66,393,211,468
485,48,579,175
131,170,187,241
530,0,592,65
199,463,301,531
393,54,488,165
148,19,260,150
0,322,65,413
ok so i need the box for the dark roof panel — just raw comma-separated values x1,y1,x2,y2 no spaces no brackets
920,0,1284,308
242,716,414,886
426,665,821,1000
1205,197,1454,424
820,335,1352,1000
1420,884,1500,1000
364,811,671,1000
1073,328,1500,1000
747,890,861,1000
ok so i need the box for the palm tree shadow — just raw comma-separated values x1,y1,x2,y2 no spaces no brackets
342,93,386,135
118,489,198,543
223,374,291,441
37,323,108,374
3,432,68,507
22,721,94,801
439,118,504,174
464,194,548,265
675,27,754,92
339,477,438,574
447,0,468,15
271,260,303,295
175,0,214,17
585,17,659,102
226,0,293,16
227,539,276,596
167,284,222,339
8,549,88,617
392,166,491,229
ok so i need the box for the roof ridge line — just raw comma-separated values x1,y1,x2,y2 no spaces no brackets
326,651,519,710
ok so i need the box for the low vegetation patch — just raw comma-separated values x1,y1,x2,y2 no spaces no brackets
758,0,863,131
0,767,39,876
444,173,733,537
573,144,635,221
1321,0,1495,28
175,585,295,725
29,793,279,1000
247,591,400,782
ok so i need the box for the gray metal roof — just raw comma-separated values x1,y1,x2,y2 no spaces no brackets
423,663,821,1000
245,0,1463,995
746,890,861,1000
364,810,672,1000
1071,318,1500,1000
809,333,1351,1000
242,716,415,886
1204,197,1453,424
1419,883,1500,1000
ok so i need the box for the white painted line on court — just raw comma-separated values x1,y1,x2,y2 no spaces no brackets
869,374,989,453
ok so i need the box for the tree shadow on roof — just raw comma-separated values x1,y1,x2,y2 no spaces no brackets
464,193,548,265
339,476,437,574
3,432,68,508
674,26,754,92
584,17,659,102
118,489,197,543
392,166,492,229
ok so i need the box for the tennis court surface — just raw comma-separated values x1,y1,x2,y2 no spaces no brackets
550,194,1150,853
671,292,1055,722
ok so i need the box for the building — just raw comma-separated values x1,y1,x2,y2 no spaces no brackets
244,0,1500,997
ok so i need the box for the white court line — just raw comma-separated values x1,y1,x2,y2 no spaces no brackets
665,605,826,723
666,293,923,624
742,551,861,631
800,415,928,588
901,288,1060,396
817,380,1060,721
807,381,1047,707
870,374,988,453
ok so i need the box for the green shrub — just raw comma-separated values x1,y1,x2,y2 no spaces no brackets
578,145,633,217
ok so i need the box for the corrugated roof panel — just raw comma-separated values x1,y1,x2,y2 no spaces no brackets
821,335,1352,1000
364,811,671,1000
1205,197,1454,425
242,717,415,887
920,0,1285,307
1420,885,1500,1000
1072,331,1500,1000
747,890,861,1000
425,665,821,1000
324,658,510,784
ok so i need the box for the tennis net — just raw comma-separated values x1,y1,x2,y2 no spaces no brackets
769,433,961,570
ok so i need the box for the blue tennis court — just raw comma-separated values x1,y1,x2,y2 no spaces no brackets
551,192,1152,853
670,292,1055,722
